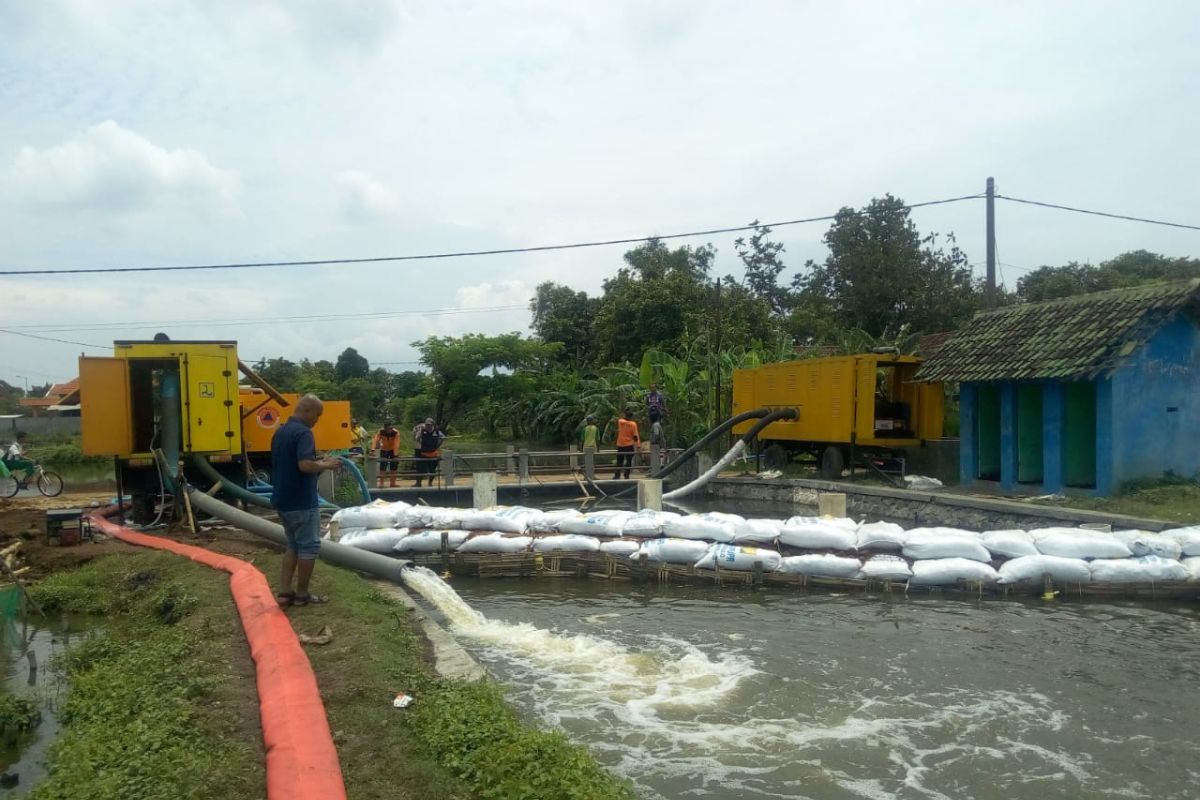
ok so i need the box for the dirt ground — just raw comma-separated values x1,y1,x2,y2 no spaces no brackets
0,491,132,577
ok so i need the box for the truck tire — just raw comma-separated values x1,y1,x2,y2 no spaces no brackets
819,446,845,480
763,444,790,470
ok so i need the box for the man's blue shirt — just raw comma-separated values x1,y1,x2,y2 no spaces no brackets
271,417,318,512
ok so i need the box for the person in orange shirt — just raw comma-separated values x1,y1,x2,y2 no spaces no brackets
372,420,402,487
612,408,640,480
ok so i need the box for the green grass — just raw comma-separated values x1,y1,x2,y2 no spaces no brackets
28,547,633,800
1047,475,1200,524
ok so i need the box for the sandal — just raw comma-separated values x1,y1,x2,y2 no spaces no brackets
292,594,330,606
275,592,295,607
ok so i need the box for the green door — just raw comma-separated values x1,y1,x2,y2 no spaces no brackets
976,385,1001,480
1063,382,1096,488
1016,384,1044,483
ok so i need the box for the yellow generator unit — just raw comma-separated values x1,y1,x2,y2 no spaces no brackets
240,388,352,454
732,353,944,479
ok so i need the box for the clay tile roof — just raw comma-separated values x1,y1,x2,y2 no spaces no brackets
915,279,1200,383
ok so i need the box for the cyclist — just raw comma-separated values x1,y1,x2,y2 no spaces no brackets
2,433,34,474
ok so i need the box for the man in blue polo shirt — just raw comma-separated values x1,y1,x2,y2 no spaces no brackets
271,394,341,607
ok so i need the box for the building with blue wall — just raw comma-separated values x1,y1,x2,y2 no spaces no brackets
915,280,1200,496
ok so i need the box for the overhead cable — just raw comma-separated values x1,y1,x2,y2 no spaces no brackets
996,195,1200,231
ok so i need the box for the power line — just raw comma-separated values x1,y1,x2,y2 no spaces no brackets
996,195,1200,232
0,327,108,349
0,194,984,276
10,304,528,334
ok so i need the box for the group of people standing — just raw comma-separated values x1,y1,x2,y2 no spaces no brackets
349,417,446,488
580,383,667,480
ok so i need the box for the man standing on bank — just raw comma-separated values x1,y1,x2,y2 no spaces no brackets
272,394,341,607
612,408,640,480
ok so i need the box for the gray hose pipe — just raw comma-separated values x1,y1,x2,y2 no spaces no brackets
188,488,413,582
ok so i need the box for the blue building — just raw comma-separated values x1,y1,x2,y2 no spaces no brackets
916,280,1200,496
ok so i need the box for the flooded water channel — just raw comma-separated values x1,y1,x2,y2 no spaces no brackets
434,571,1200,799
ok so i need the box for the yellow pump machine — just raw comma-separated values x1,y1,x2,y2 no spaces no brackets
731,352,944,480
79,338,351,521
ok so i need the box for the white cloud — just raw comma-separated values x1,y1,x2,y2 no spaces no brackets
4,120,241,219
455,280,535,310
336,170,403,224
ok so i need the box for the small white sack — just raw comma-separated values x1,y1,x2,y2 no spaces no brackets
1183,556,1200,581
779,518,858,550
1163,526,1200,557
399,506,467,530
776,553,862,577
859,555,913,581
558,510,635,538
532,534,601,553
599,539,642,557
910,558,1000,585
620,510,680,538
526,509,584,534
695,544,783,572
997,555,1091,584
339,527,410,554
732,518,784,544
1112,530,1182,560
903,529,991,562
636,538,711,564
662,512,745,543
334,500,409,530
394,529,470,553
1090,555,1189,583
459,505,537,534
1034,529,1132,560
455,533,533,554
856,521,907,551
981,530,1039,559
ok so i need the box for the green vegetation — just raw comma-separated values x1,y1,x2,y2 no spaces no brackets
1044,475,1200,524
0,694,42,745
27,549,632,800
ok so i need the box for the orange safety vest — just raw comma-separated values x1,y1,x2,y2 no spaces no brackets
616,418,640,447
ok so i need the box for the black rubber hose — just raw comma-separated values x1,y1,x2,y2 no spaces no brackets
653,408,771,480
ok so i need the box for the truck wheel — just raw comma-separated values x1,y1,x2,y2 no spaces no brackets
819,446,845,480
763,444,790,470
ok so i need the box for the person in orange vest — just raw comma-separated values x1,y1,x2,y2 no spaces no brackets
372,420,402,488
612,408,640,480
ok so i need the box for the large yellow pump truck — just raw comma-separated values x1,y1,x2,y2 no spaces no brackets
731,353,944,480
79,338,350,522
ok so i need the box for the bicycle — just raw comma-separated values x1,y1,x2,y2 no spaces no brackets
1,461,64,498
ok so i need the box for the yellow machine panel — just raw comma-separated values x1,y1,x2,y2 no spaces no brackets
240,390,353,453
79,356,133,457
732,354,944,447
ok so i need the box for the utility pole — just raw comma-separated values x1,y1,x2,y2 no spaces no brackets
714,277,723,431
985,176,996,309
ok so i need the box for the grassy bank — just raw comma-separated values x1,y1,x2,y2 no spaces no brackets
1044,477,1200,524
28,546,633,800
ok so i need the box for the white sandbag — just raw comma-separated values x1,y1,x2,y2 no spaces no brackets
636,538,711,564
620,510,680,538
786,515,857,531
558,510,635,538
1161,526,1200,557
732,518,784,544
526,509,584,534
996,555,1091,584
859,555,913,581
459,505,537,534
695,544,783,572
332,525,364,542
1183,556,1200,581
981,530,1039,559
599,539,642,557
1034,530,1132,560
662,512,745,543
339,527,410,554
903,529,991,562
456,533,533,554
1112,530,1182,560
398,505,467,530
394,529,470,553
775,553,862,578
779,519,858,551
532,534,601,553
910,558,1000,585
856,521,906,551
1089,555,1189,583
333,500,409,530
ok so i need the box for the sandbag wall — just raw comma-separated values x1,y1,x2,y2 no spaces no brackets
330,502,1200,595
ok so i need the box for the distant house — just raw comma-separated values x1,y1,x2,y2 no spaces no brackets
19,378,81,417
915,280,1200,495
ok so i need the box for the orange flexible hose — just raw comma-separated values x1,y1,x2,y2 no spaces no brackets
89,508,347,800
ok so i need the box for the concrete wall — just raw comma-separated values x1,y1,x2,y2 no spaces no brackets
1,416,82,438
1109,318,1200,487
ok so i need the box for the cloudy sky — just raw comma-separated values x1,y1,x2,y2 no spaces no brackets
2,0,1198,387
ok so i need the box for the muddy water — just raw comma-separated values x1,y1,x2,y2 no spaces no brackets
435,575,1200,799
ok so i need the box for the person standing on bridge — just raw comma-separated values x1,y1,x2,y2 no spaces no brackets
612,408,640,480
647,383,667,424
414,418,445,488
271,394,341,607
373,420,402,488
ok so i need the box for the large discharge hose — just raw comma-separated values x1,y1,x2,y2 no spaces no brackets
662,407,798,500
652,408,770,480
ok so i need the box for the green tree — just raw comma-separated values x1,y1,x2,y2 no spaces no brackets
796,195,981,337
735,221,790,316
530,282,599,365
252,357,300,391
334,347,370,382
1017,250,1200,301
